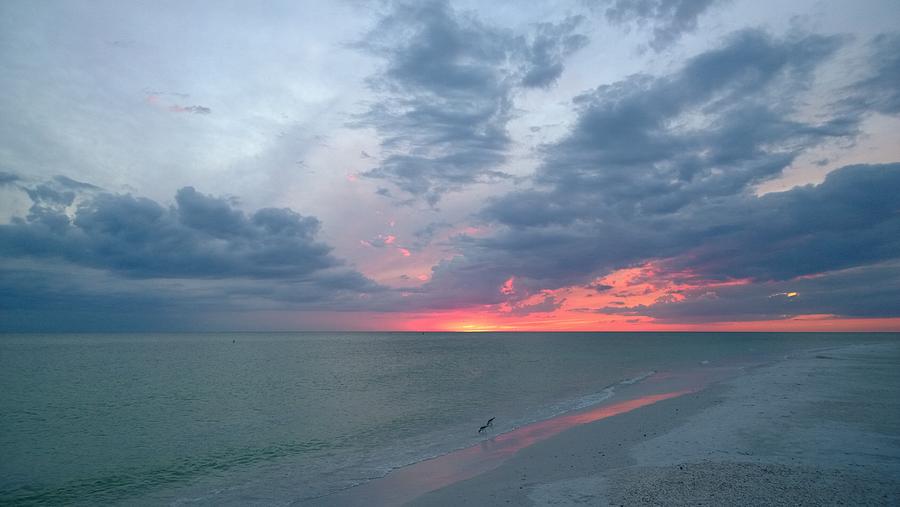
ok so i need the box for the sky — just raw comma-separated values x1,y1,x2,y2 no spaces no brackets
1,0,899,332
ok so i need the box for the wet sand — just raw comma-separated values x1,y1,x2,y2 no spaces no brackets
315,341,900,506
411,342,900,506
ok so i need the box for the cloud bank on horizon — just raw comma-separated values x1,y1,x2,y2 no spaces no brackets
1,0,899,331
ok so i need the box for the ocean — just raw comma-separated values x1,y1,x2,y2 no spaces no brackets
1,332,894,505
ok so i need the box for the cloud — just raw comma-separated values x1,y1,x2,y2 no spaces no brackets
483,30,851,228
0,179,391,330
169,105,212,114
603,261,900,322
53,175,102,190
1,185,356,279
355,0,587,203
463,161,900,314
360,233,397,248
601,0,725,51
0,171,21,185
408,29,900,321
18,174,103,215
0,181,382,321
527,29,846,216
840,33,900,116
518,16,590,88
410,220,452,250
508,294,565,315
661,163,900,281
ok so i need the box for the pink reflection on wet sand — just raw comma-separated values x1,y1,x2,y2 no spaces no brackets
322,389,690,506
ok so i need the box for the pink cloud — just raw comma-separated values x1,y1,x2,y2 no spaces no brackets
500,276,515,295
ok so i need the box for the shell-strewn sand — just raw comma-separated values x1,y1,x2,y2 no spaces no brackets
408,343,900,506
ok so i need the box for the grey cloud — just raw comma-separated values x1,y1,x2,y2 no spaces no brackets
416,29,900,320
170,105,212,114
25,184,75,207
0,258,385,332
0,263,200,332
662,163,900,282
411,221,452,249
841,33,900,116
21,174,100,207
0,171,19,185
509,294,566,315
363,234,396,248
0,180,387,330
175,186,251,238
53,175,101,190
407,228,601,310
356,1,588,203
602,0,724,51
519,16,590,88
145,90,191,99
482,29,850,227
602,261,900,322
471,163,900,298
525,29,847,217
1,182,377,285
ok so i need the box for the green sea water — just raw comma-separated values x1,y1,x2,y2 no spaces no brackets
1,332,895,505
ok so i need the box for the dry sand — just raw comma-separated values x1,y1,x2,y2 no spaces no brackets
408,342,900,506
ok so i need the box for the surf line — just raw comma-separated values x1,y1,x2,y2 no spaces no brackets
320,388,693,506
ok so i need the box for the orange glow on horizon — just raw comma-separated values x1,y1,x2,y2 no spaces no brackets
392,308,900,332
341,262,900,333
276,308,900,332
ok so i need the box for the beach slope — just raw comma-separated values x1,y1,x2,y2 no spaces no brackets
411,343,900,506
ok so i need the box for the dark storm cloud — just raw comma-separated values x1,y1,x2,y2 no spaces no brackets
0,259,384,332
601,0,724,51
0,182,379,285
414,29,900,320
0,263,200,332
356,0,587,203
0,179,388,330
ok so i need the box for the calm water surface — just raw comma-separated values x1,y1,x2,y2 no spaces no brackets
1,332,894,505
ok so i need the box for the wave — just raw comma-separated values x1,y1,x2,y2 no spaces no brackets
299,369,661,504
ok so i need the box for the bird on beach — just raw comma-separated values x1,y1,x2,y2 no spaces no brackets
478,417,495,433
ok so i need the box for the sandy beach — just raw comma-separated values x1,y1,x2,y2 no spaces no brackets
318,342,900,506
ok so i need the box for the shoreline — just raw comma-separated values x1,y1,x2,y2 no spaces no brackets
315,342,900,506
414,342,900,506
308,351,763,506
